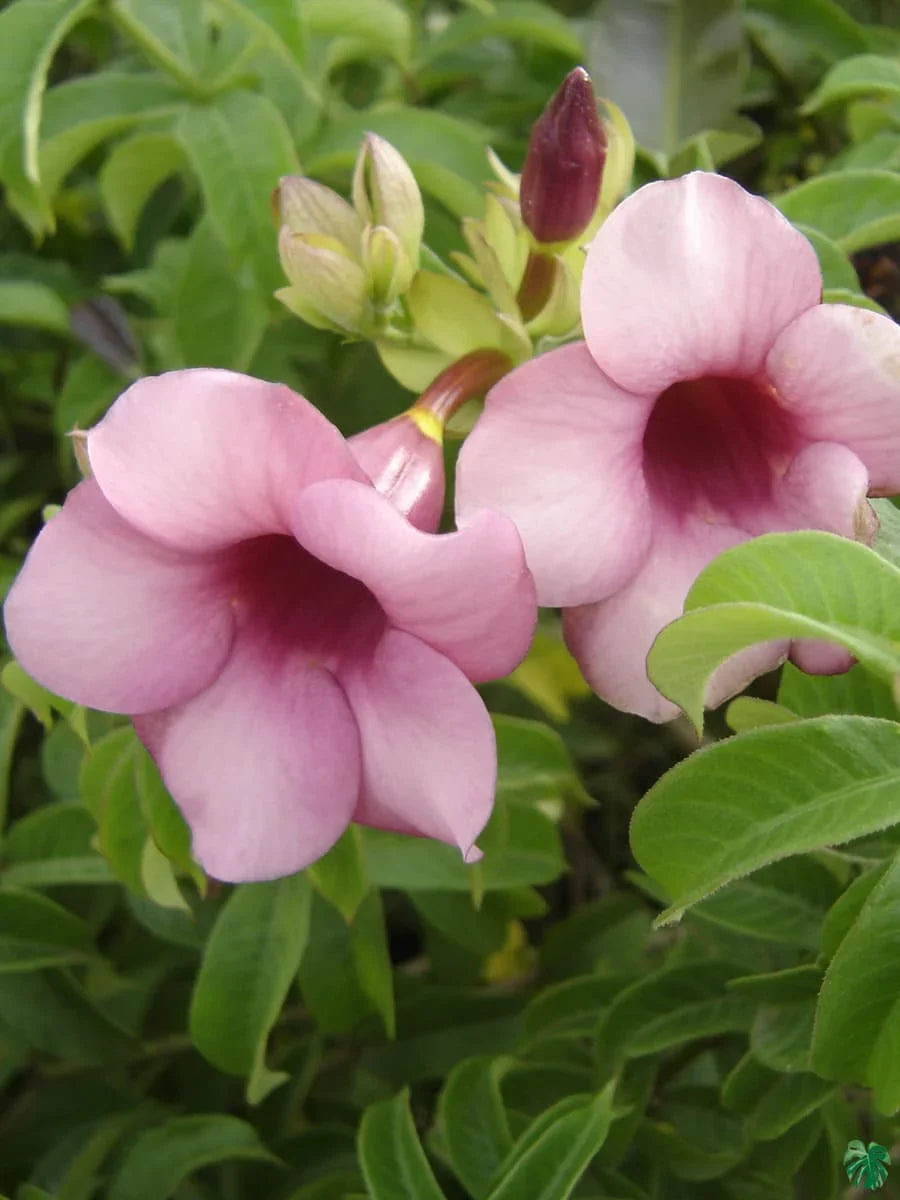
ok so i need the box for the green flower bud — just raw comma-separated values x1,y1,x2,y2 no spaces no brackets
352,134,424,266
277,229,368,333
361,224,415,307
276,175,363,252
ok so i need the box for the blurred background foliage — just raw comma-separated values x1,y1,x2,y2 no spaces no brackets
2,0,900,1197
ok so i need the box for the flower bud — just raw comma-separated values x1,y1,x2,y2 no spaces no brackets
349,412,445,532
352,134,424,265
519,67,607,246
276,175,363,252
361,224,415,307
276,228,367,333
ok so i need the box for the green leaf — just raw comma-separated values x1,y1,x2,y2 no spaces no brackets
109,0,213,86
33,72,184,206
307,826,367,922
0,885,95,972
585,0,746,159
484,1086,616,1200
599,962,754,1061
214,0,304,63
173,217,269,370
358,1090,447,1200
438,1057,515,1199
0,0,96,234
507,627,590,722
108,1115,279,1200
176,89,299,289
813,855,900,1112
80,727,146,895
820,864,887,961
349,888,395,1039
189,876,312,1096
743,0,869,83
0,686,24,832
362,799,564,892
0,280,68,333
745,1073,836,1141
134,744,201,888
0,969,131,1063
303,108,491,219
724,697,798,733
418,1,582,64
55,355,122,436
631,717,900,924
494,715,588,807
100,130,185,250
793,223,860,291
802,54,900,113
523,973,631,1044
773,169,900,254
778,661,897,721
692,859,835,949
646,531,900,733
303,0,411,65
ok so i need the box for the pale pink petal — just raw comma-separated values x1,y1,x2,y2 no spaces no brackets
340,629,494,856
767,304,900,495
3,481,234,714
136,640,360,882
581,173,822,397
87,369,366,552
291,479,536,682
564,514,787,722
454,343,652,607
789,641,855,674
741,441,875,539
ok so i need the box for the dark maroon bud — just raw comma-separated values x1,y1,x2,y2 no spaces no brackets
519,67,607,245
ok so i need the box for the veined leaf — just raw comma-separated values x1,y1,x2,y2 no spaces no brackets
630,717,900,923
646,530,900,733
0,0,96,234
585,0,746,159
802,54,900,112
843,1140,891,1189
773,169,900,254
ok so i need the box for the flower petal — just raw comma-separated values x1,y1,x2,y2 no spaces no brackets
564,514,787,722
767,304,900,495
581,172,822,396
341,629,495,857
454,343,652,607
3,480,234,714
87,368,365,552
291,479,536,682
136,641,360,882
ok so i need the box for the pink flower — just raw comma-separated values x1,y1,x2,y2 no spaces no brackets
456,171,900,722
4,370,536,880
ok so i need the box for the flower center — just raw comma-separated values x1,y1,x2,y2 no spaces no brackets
641,375,798,524
225,534,385,668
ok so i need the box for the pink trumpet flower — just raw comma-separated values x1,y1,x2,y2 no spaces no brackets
4,370,536,880
456,171,900,722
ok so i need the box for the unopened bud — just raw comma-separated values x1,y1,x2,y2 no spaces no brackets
277,228,367,333
520,67,607,246
276,176,363,252
361,224,415,307
353,134,424,265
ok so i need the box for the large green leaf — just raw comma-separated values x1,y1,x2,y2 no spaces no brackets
0,0,96,234
484,1087,616,1200
99,130,185,250
599,962,754,1061
108,1115,279,1200
32,72,184,204
0,280,68,334
773,169,900,254
630,717,900,923
358,1090,447,1200
585,0,745,159
189,876,312,1100
778,661,897,721
303,0,412,65
646,531,900,732
438,1057,515,1199
176,89,298,289
802,53,900,112
0,885,95,972
743,0,869,84
812,854,900,1112
418,1,582,64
